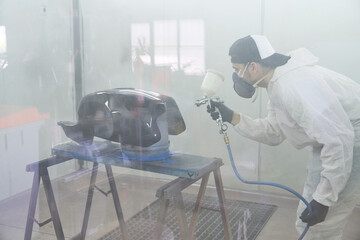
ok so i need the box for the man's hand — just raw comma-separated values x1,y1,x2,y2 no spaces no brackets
207,100,234,123
300,200,329,226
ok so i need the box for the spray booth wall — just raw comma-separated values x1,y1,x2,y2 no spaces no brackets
1,0,360,198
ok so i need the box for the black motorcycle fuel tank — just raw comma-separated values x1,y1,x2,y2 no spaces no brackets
58,88,186,147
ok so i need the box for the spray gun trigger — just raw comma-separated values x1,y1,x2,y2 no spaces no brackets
195,95,228,133
221,123,228,132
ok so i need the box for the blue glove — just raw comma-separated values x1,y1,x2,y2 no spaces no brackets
300,199,329,226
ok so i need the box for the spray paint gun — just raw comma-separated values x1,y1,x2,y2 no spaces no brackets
195,69,228,134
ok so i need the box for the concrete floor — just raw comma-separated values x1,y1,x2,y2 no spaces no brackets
0,168,359,240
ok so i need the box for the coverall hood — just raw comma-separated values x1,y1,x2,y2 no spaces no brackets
271,48,319,84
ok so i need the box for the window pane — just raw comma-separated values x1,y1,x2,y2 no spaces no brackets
153,20,177,46
0,26,6,54
154,46,177,68
131,23,150,47
179,19,204,46
180,47,205,75
131,23,151,65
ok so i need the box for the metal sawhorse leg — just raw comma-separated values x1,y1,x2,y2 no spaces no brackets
24,157,129,240
153,167,233,240
24,157,67,240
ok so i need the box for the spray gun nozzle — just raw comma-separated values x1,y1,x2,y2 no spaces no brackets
195,97,209,107
195,96,224,107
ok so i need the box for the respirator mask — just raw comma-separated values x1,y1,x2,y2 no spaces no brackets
232,63,254,98
232,62,271,102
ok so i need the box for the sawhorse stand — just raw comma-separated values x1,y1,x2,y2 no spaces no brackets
24,156,129,240
153,167,232,240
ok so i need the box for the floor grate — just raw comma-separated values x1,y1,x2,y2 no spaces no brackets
99,193,277,240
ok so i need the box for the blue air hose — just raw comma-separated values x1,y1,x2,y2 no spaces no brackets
222,133,311,240
196,97,311,239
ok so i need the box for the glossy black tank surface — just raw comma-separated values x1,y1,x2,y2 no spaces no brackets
58,88,186,147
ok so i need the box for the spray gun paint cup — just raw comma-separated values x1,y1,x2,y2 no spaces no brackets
201,69,224,97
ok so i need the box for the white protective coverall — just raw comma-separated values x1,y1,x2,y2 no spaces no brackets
234,48,360,239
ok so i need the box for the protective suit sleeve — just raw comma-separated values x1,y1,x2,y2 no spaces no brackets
234,102,286,146
280,74,354,206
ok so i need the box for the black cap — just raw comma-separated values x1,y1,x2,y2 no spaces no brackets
229,35,290,67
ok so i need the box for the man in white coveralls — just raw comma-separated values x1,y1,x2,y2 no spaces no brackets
208,35,360,239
